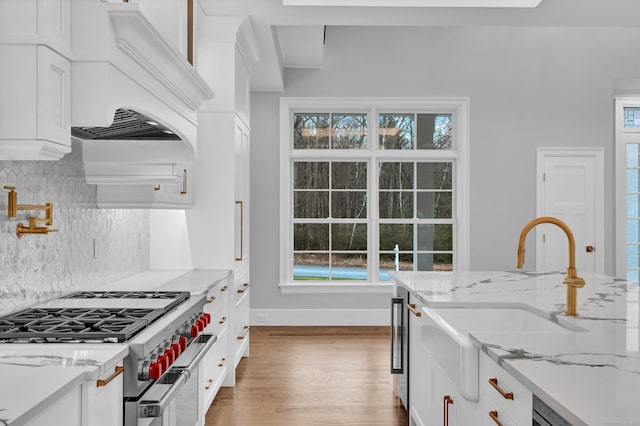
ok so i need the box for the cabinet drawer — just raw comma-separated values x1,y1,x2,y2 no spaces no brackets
481,352,532,425
235,281,250,305
201,328,229,410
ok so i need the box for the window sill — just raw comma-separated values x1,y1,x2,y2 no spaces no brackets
278,282,394,294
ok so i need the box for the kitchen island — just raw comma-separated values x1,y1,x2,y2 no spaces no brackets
0,269,231,426
391,270,640,426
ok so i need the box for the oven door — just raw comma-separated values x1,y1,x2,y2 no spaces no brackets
126,334,217,426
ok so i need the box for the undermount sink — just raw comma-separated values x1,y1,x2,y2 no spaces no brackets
420,306,583,402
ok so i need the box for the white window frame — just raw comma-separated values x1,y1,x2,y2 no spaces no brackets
279,97,470,293
615,98,640,279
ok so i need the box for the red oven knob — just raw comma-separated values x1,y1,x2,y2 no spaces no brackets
149,362,163,380
197,318,205,332
203,313,211,325
171,343,181,357
190,324,199,338
179,336,188,351
158,354,169,371
164,348,175,364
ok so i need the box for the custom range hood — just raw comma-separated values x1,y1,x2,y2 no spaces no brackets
71,2,214,208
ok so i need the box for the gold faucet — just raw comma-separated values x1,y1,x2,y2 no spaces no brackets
516,216,585,316
3,186,58,238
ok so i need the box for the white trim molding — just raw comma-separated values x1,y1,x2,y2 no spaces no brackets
251,308,390,326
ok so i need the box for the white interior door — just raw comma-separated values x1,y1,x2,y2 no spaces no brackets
536,148,604,274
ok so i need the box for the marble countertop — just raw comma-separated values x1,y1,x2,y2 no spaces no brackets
390,270,640,426
0,269,231,425
0,345,128,425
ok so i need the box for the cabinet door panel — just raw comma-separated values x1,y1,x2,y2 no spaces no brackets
83,366,124,426
37,45,70,148
26,385,82,426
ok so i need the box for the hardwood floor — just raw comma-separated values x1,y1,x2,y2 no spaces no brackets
205,326,409,426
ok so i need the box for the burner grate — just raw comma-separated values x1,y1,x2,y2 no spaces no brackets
0,307,165,343
61,291,190,312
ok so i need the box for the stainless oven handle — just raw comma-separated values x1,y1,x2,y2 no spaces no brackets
136,334,218,418
182,333,217,374
137,371,189,418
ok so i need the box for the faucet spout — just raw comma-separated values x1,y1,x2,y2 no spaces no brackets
516,216,586,316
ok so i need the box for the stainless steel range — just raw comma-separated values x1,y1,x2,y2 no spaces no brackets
0,290,215,426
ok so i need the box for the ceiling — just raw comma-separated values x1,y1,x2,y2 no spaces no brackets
197,0,640,91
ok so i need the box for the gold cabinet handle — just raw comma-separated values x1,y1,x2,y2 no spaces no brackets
489,410,503,426
207,296,216,304
218,357,226,367
237,283,249,294
237,325,250,340
220,285,228,292
219,316,227,324
204,378,214,390
96,366,124,387
180,169,187,195
407,303,422,317
443,395,453,426
488,378,514,400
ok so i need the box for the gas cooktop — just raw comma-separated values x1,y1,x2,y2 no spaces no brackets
0,291,193,343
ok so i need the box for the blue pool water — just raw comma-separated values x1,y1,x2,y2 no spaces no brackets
294,265,392,281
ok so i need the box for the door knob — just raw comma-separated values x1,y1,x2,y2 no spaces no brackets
586,245,594,253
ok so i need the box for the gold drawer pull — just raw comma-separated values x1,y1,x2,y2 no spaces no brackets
489,410,503,426
489,378,514,400
220,285,228,292
218,357,226,367
207,296,216,304
219,316,227,324
407,303,422,317
237,283,249,294
96,366,124,387
237,326,250,340
204,379,214,390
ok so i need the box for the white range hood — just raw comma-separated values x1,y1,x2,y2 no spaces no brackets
70,2,215,208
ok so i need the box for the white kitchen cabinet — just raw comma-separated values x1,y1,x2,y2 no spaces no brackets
24,360,124,426
409,301,480,426
25,384,82,426
0,44,71,160
0,0,71,55
480,352,532,425
89,164,193,209
0,1,72,160
426,360,466,426
408,298,430,426
82,364,125,426
231,272,251,370
234,118,251,271
199,327,228,423
199,277,231,421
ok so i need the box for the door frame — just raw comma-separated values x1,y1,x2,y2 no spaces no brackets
536,147,605,273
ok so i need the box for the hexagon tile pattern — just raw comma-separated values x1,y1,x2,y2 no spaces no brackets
0,142,149,314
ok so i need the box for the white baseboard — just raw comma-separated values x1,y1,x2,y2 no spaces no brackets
250,308,390,326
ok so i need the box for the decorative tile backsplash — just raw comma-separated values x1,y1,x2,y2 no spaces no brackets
0,142,149,314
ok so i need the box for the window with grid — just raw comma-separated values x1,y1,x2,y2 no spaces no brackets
624,107,640,283
281,99,468,286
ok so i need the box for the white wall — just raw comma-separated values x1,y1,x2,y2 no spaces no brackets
250,25,640,312
0,142,149,314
